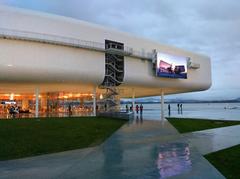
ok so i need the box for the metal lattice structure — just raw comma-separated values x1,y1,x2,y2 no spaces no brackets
100,40,125,112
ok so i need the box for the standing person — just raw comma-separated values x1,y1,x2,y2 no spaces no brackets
140,104,143,115
180,104,183,114
126,104,129,112
136,104,139,114
104,103,107,111
10,106,16,118
177,103,180,114
9,106,14,115
68,104,72,116
130,104,133,112
168,104,171,116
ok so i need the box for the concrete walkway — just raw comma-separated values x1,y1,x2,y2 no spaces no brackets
0,118,233,179
183,124,240,155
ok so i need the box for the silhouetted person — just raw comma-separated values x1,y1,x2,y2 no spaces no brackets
180,104,183,114
130,105,133,112
136,104,139,114
126,104,129,112
104,104,107,111
68,104,72,116
140,104,143,115
168,104,171,116
177,103,180,114
9,106,15,117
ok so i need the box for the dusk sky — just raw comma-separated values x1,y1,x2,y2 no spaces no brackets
1,0,240,100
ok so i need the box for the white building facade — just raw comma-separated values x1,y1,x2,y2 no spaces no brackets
0,6,211,117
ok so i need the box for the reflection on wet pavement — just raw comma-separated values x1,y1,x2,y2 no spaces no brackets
155,143,192,178
183,124,240,155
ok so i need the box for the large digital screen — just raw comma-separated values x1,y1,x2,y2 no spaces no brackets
156,53,188,79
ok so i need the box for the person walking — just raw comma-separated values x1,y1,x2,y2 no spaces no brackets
126,104,129,112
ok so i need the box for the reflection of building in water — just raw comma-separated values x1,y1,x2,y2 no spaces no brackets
155,143,192,178
102,133,123,177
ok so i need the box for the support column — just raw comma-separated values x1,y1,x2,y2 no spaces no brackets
35,88,39,118
132,88,135,112
93,86,97,116
161,90,164,121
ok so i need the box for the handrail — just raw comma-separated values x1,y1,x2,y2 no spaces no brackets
106,63,123,73
0,28,153,60
105,75,123,84
108,53,124,62
0,27,105,51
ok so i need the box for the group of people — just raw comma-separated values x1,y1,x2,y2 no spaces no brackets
126,104,144,115
177,103,183,113
168,103,183,116
9,105,20,117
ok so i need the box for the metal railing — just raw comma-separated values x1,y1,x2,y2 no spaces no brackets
106,63,123,73
0,28,153,60
0,27,105,52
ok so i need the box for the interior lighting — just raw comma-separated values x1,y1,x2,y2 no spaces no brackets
10,93,14,100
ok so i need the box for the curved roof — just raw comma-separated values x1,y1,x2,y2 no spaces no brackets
0,5,208,59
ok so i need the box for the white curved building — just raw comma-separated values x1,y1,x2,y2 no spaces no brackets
0,6,211,117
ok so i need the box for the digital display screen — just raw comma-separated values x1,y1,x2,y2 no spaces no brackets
156,53,188,79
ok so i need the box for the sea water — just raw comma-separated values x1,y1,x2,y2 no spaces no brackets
122,103,240,121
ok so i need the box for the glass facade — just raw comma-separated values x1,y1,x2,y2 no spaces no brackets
0,92,99,119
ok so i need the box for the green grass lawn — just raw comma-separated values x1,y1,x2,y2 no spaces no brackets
167,117,240,133
0,117,126,161
204,144,240,179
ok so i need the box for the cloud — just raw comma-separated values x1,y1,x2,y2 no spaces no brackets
1,0,240,99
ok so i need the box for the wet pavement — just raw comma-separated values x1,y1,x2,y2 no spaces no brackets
0,117,229,179
183,124,240,155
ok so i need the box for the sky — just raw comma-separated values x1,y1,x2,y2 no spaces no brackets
0,0,240,100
